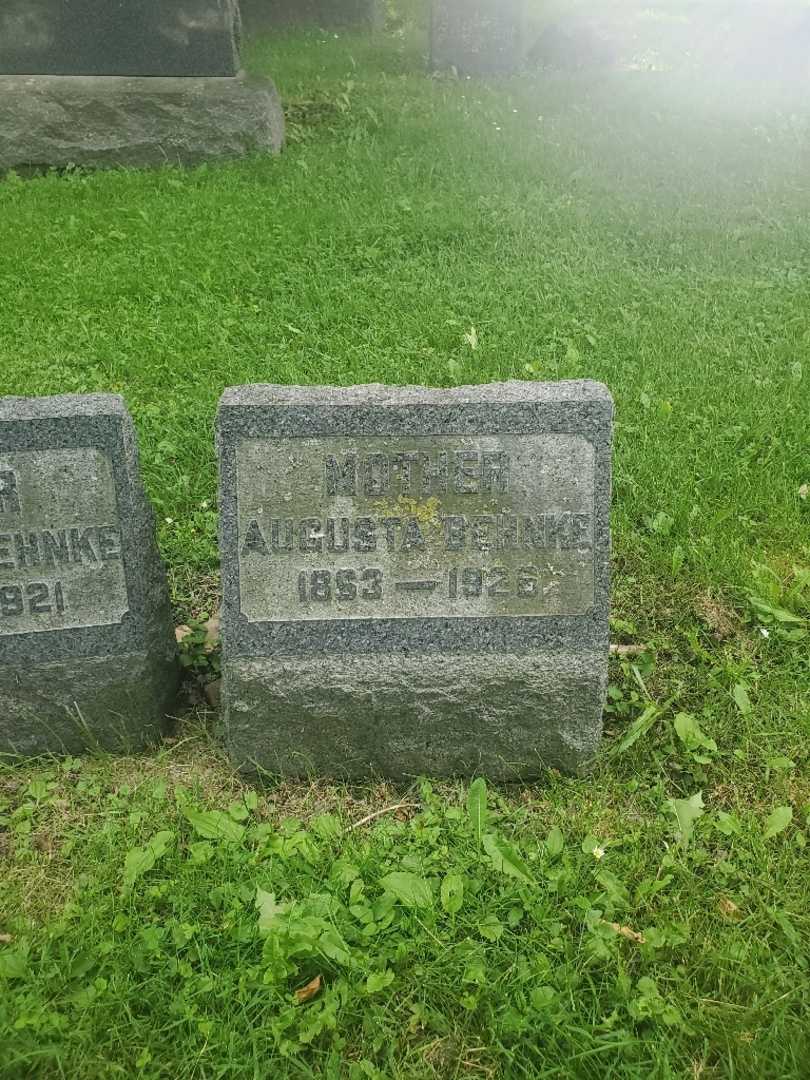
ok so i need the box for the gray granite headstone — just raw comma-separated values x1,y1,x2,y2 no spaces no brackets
0,395,178,758
431,0,528,76
0,0,284,172
217,381,613,779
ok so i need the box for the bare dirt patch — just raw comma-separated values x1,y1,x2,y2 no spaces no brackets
694,593,742,641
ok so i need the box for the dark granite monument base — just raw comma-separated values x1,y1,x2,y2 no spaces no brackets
0,652,177,759
0,73,284,172
0,0,241,77
225,650,607,780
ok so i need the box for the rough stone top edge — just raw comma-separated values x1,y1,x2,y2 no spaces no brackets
0,392,128,423
0,74,251,90
219,380,614,411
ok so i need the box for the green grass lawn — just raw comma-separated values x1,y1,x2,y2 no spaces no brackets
1,27,809,1079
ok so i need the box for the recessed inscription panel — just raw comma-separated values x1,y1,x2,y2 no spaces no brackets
0,449,129,635
236,434,595,623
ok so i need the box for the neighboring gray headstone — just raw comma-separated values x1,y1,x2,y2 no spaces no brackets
0,0,240,77
431,0,528,76
217,381,613,779
0,0,284,172
0,395,178,758
527,17,619,72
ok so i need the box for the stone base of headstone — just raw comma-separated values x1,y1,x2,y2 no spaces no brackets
0,73,284,173
0,652,176,759
431,0,528,76
226,650,606,780
0,395,178,759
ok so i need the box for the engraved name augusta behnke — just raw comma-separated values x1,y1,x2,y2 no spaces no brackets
240,450,593,559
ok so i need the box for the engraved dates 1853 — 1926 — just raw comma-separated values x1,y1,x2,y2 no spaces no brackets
236,434,596,622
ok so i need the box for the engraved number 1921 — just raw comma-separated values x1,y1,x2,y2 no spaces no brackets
0,581,66,617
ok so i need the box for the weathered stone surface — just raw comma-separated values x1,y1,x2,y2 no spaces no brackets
0,395,178,758
227,651,607,779
240,0,383,32
431,0,528,76
0,74,284,172
0,0,240,77
217,381,613,779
